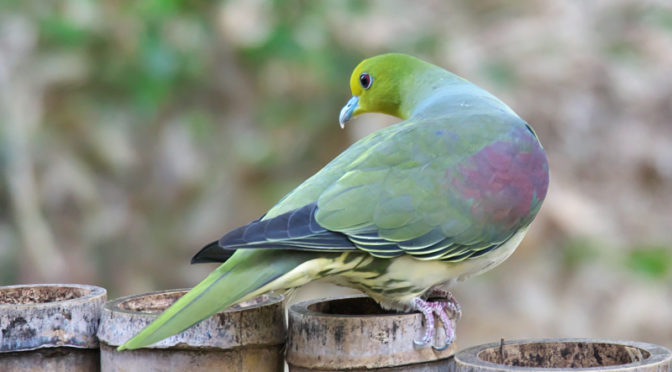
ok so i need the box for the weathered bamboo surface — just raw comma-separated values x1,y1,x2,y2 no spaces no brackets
0,283,107,372
0,348,100,372
449,338,672,371
287,295,457,371
98,289,285,372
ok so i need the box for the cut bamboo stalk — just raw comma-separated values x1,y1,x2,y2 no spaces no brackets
450,338,672,371
0,283,107,372
98,289,285,372
286,294,457,371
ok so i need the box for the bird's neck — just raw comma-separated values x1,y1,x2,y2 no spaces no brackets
398,69,517,121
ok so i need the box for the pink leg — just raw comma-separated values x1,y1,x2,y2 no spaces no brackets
426,288,462,320
413,291,461,350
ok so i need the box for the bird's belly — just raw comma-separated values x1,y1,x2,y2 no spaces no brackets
326,227,528,311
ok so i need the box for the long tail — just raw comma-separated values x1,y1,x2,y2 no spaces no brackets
118,249,320,350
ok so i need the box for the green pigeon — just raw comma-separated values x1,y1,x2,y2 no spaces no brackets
119,53,549,351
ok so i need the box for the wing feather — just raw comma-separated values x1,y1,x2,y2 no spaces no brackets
198,112,546,264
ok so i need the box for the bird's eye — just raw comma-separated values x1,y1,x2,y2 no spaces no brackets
359,72,372,89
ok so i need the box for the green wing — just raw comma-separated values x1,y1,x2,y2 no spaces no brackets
316,115,493,261
208,109,546,263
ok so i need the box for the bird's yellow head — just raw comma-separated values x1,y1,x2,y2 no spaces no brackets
339,53,433,127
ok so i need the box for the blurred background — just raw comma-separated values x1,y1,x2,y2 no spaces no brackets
1,0,671,349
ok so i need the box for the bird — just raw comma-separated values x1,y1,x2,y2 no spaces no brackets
118,53,549,351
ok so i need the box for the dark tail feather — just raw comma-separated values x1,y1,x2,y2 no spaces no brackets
191,240,235,264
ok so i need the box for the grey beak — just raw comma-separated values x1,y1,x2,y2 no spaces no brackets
339,96,359,128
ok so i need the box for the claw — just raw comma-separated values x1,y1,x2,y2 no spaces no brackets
432,323,456,351
413,297,436,347
414,337,431,347
412,293,460,349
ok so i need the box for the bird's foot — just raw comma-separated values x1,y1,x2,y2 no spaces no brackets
426,288,462,320
412,294,460,351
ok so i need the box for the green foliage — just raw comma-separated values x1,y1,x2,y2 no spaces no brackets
561,238,601,269
626,246,672,280
604,40,639,62
39,16,91,47
642,4,672,31
562,238,672,281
